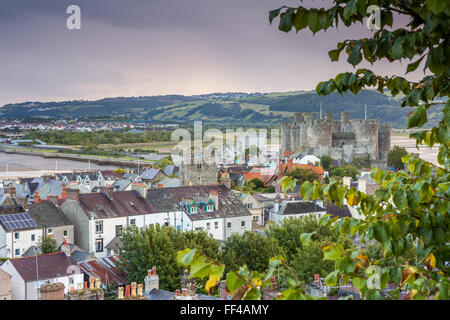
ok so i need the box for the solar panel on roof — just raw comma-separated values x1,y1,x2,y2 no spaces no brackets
0,213,36,230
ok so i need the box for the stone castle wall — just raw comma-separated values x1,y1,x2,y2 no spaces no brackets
281,112,391,162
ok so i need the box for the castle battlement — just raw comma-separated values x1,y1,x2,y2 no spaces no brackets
281,111,391,162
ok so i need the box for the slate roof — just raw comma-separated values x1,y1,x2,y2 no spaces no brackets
111,180,132,192
105,236,123,251
146,185,251,221
0,204,24,215
140,168,161,181
326,204,352,218
157,177,181,188
8,252,81,282
100,170,125,180
71,251,92,263
144,288,220,300
28,202,72,228
279,201,325,215
37,179,63,199
78,255,128,288
77,190,155,219
163,165,175,176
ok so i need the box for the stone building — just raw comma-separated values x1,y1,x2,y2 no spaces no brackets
180,161,219,186
281,112,391,163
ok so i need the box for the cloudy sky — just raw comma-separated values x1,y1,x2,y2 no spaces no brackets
0,0,423,106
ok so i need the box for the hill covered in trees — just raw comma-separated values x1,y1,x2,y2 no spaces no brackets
0,90,444,128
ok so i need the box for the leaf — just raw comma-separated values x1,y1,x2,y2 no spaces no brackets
300,232,315,246
328,48,342,62
389,267,402,284
177,248,197,266
338,256,356,273
279,9,294,32
293,8,308,31
393,189,407,209
324,271,338,286
269,8,281,24
226,271,244,295
323,244,343,260
406,56,425,74
407,105,427,128
205,273,221,294
424,253,436,271
348,45,362,67
307,10,321,34
346,188,359,206
352,277,366,290
426,0,447,14
243,287,261,300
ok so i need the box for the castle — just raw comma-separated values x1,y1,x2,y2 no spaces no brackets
281,112,391,163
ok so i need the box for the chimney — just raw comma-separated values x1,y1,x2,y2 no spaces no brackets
60,186,67,199
16,197,29,211
99,186,114,199
144,266,159,293
219,280,229,300
48,194,59,206
9,186,16,199
34,192,40,204
61,238,71,256
131,183,147,198
182,288,188,296
66,188,80,202
209,190,219,210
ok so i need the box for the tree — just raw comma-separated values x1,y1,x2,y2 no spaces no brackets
278,176,297,195
320,155,333,171
248,178,265,190
119,224,220,291
286,167,319,184
155,156,174,170
265,216,347,262
177,0,449,300
221,231,284,273
330,164,359,180
387,145,409,170
114,166,126,174
39,236,58,254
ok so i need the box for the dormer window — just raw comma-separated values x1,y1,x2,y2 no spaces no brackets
207,205,214,212
190,206,197,214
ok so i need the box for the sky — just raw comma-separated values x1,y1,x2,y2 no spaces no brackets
0,0,425,106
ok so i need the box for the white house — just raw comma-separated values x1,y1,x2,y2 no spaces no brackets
294,155,321,165
270,200,326,223
146,185,253,241
0,251,84,300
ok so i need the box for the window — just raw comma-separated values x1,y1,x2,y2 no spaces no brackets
241,220,246,227
197,176,201,182
197,163,202,170
95,239,103,252
227,222,232,229
15,249,20,256
207,205,214,212
130,219,136,226
253,216,259,222
63,230,68,237
47,228,53,235
14,232,19,240
96,221,103,234
195,227,202,232
31,234,35,242
245,203,253,209
206,222,210,229
115,225,123,236
190,206,197,214
214,222,219,229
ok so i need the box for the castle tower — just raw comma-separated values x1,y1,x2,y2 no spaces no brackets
377,123,391,161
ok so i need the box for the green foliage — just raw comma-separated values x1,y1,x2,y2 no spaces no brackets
155,156,174,170
39,236,58,254
114,167,126,174
248,178,265,190
330,164,359,180
221,231,284,273
23,130,172,146
119,224,220,291
387,145,409,170
286,167,319,184
265,216,339,261
320,155,333,171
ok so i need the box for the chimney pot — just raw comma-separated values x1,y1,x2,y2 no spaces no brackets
175,289,180,296
152,266,157,276
182,288,188,296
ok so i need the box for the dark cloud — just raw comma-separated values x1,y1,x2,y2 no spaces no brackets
0,1,423,106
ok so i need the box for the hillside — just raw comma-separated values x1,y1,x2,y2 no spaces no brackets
0,90,444,128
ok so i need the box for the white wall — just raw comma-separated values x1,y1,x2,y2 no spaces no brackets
271,211,326,224
0,260,25,300
0,227,42,258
